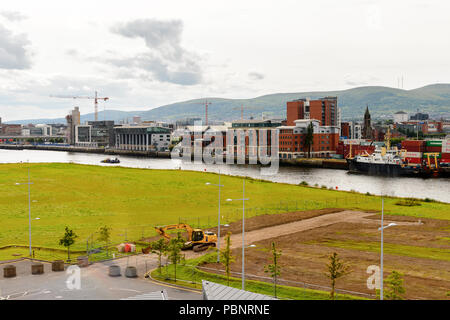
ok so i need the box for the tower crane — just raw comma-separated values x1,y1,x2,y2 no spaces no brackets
50,91,109,121
198,100,212,125
232,105,245,121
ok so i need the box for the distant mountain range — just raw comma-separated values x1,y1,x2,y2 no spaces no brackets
7,84,450,124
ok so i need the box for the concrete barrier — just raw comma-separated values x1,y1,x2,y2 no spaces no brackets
125,266,137,278
52,260,65,272
77,256,89,268
3,265,16,278
109,265,121,277
31,263,44,275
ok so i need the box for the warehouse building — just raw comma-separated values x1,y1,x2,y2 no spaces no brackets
227,119,281,160
74,121,115,147
114,125,171,151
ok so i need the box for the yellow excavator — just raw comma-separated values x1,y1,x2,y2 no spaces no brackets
154,223,218,252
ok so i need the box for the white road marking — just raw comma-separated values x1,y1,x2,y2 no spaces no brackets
108,288,142,293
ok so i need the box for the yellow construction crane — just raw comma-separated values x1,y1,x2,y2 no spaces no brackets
424,152,439,169
154,223,217,252
50,91,109,121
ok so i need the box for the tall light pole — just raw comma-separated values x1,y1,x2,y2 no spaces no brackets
15,167,34,257
226,178,249,290
206,171,224,263
378,196,397,300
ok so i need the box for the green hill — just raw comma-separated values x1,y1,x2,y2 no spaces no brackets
138,84,450,122
9,84,450,124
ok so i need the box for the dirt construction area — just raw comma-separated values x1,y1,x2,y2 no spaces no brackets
199,209,450,300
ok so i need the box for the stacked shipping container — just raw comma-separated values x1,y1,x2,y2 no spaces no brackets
401,139,450,166
440,140,450,166
401,140,425,164
336,141,375,158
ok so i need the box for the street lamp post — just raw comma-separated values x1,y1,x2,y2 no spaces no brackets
206,171,224,263
378,196,397,300
15,167,34,257
226,178,250,290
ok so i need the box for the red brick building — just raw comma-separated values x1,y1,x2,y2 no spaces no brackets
286,99,307,126
341,122,351,138
0,124,22,136
286,97,339,127
278,119,340,159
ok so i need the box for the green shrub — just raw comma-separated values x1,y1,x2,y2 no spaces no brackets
395,198,421,207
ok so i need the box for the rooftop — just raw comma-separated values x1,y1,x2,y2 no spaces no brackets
202,280,276,300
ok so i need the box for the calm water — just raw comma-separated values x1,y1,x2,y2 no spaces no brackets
1,149,449,203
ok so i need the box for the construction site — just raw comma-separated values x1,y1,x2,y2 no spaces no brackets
142,208,449,300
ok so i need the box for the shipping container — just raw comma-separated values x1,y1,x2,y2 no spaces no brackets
425,146,442,153
423,153,441,159
405,152,422,158
401,140,426,153
442,140,450,153
425,140,443,147
441,152,450,160
403,146,424,152
402,140,425,147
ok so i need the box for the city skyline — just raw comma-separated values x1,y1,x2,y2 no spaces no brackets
1,0,450,121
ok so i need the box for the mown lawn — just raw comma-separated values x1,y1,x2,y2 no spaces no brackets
0,162,449,261
309,240,450,262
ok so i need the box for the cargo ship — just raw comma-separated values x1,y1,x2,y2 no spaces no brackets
347,129,423,176
346,147,420,176
347,132,449,177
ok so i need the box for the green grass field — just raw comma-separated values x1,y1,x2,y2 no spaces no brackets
1,162,449,261
309,240,450,262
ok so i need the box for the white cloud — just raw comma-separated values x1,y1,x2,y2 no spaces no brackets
0,23,31,69
0,11,27,22
109,18,203,85
248,72,265,81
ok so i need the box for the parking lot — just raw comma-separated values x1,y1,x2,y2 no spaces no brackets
0,255,201,300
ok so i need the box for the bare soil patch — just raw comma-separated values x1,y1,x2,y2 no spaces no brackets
201,211,450,300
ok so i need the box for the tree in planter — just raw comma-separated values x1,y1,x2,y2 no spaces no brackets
151,238,168,274
97,225,111,257
383,270,406,300
264,242,282,298
167,233,184,282
325,252,350,300
305,122,314,158
59,226,78,262
220,232,235,286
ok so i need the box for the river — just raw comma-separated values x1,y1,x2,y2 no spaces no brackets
1,149,449,203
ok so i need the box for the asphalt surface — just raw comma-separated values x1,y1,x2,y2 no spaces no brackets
0,255,201,300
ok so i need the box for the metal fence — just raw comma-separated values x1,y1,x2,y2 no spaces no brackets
85,194,377,247
178,195,376,230
158,263,376,299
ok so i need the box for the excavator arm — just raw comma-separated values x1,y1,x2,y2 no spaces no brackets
154,223,194,241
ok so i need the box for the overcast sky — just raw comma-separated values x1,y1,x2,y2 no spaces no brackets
0,0,449,121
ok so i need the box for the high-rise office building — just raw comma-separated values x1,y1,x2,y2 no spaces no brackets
286,97,339,127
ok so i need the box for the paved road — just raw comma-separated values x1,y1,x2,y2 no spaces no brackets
0,255,201,300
